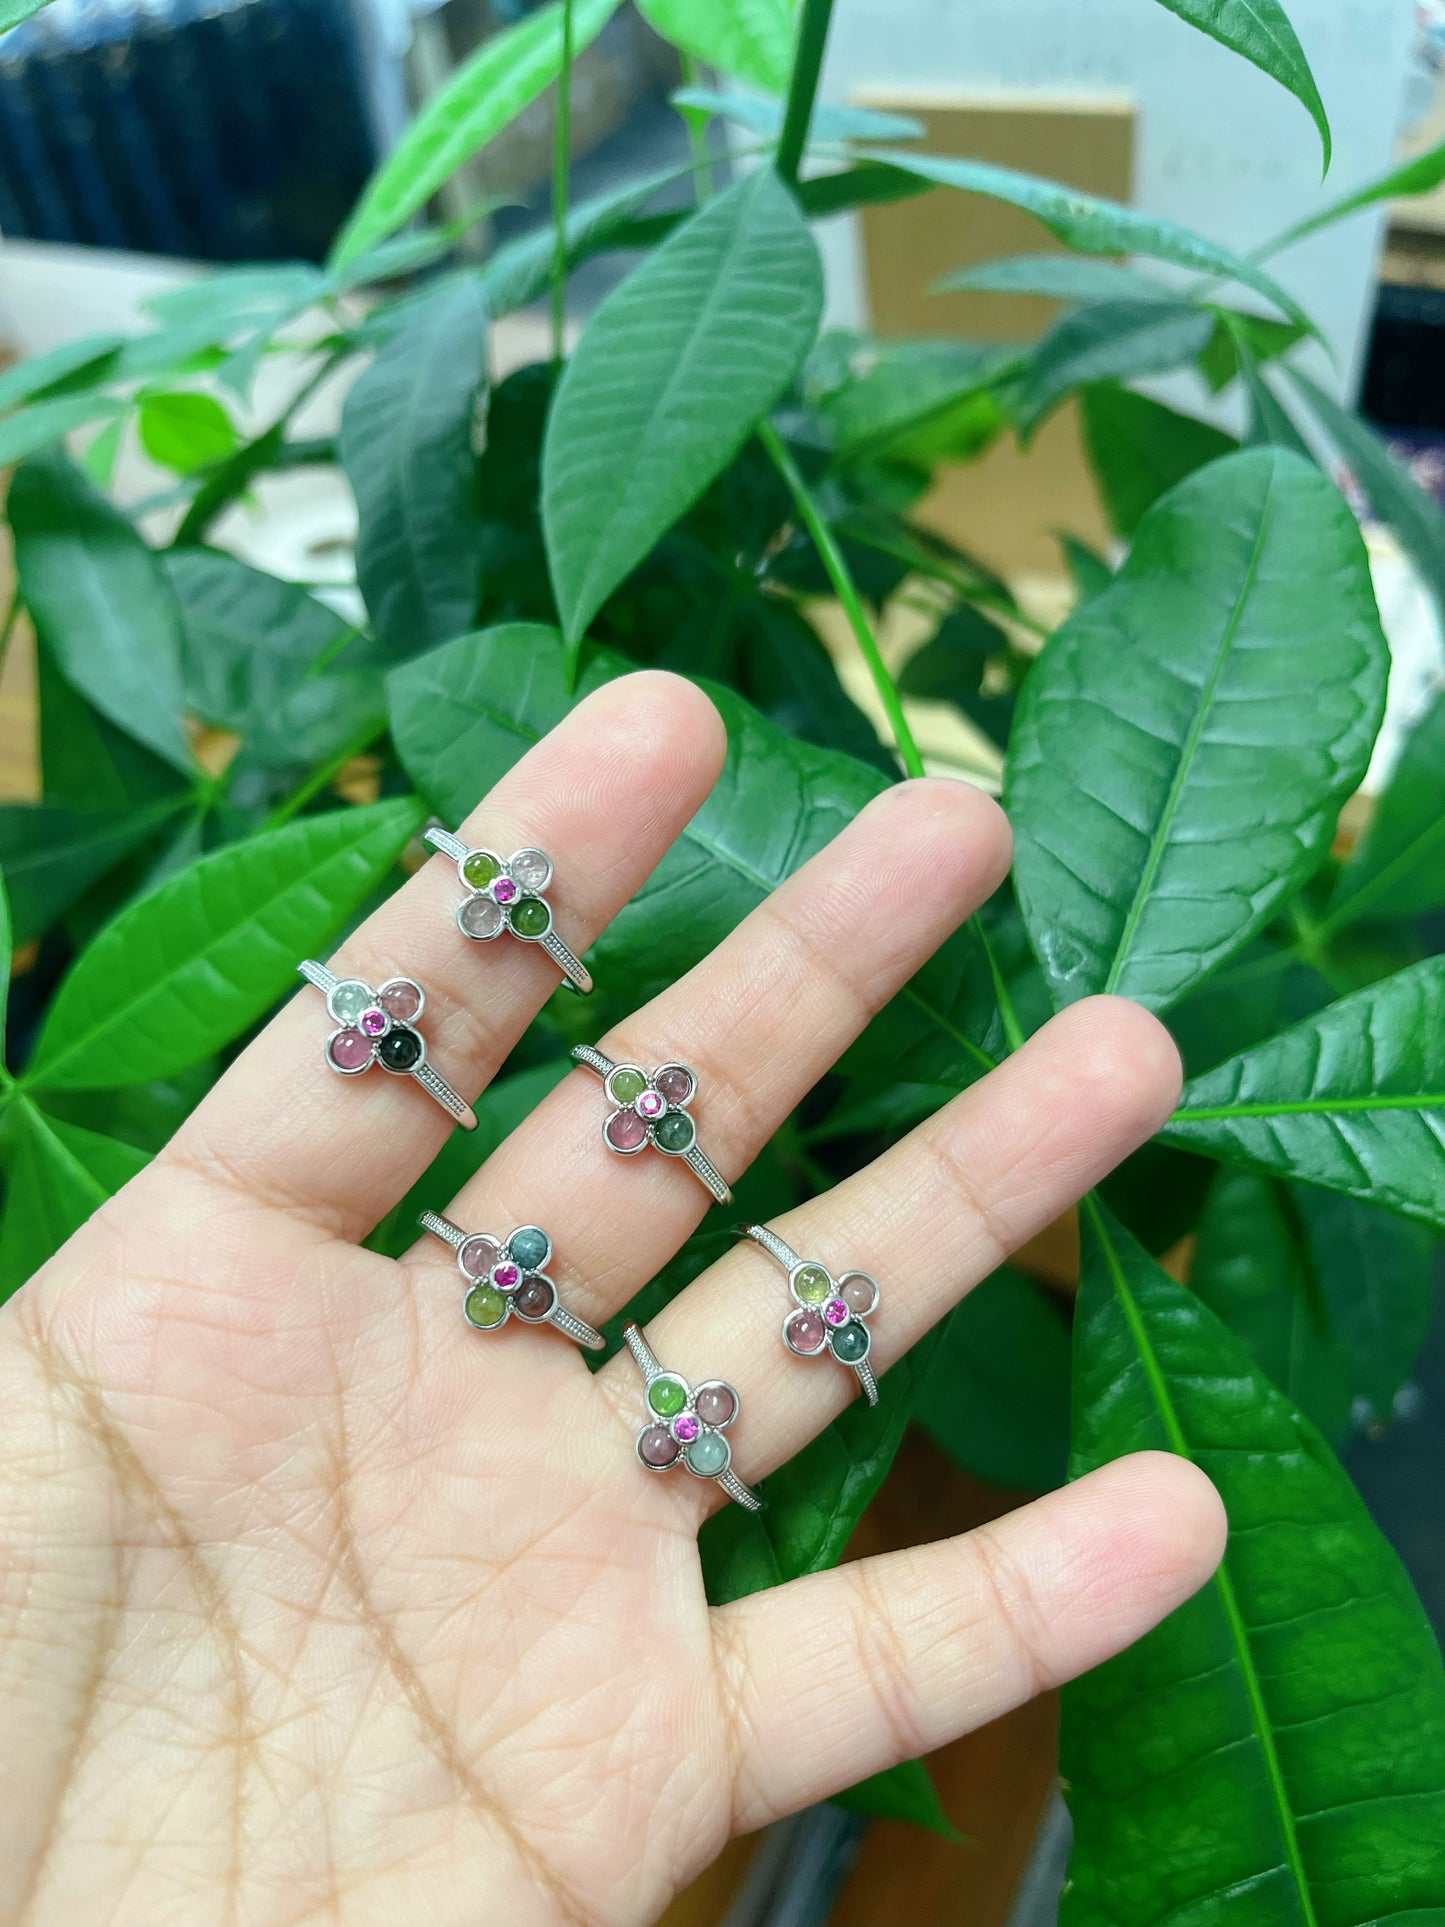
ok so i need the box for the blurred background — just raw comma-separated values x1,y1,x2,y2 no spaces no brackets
0,2,1441,1922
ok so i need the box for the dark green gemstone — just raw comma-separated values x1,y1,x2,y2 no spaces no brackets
653,1110,696,1154
378,1026,422,1072
509,1226,549,1271
830,1320,870,1364
509,896,551,939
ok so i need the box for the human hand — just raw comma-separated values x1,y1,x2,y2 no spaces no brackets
0,673,1225,1927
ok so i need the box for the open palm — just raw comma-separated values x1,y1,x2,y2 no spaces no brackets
0,674,1224,1927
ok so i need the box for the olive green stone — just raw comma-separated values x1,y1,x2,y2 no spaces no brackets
684,1432,729,1478
464,1284,508,1330
653,1110,696,1154
509,896,551,939
509,1226,549,1271
830,1320,870,1364
610,1067,647,1105
462,850,502,889
648,1376,687,1418
794,1265,832,1306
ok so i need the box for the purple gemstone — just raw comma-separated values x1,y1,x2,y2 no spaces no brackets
695,1384,736,1425
514,1277,555,1319
656,1066,694,1106
785,1310,826,1355
824,1298,850,1326
380,979,422,1023
327,1027,373,1072
605,1108,650,1151
639,1424,680,1468
492,1262,520,1290
672,1413,700,1443
360,1007,387,1037
637,1090,665,1119
459,1235,502,1280
493,877,518,905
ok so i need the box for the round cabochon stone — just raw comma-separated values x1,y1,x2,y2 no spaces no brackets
647,1375,688,1419
684,1432,730,1478
460,895,505,940
695,1383,736,1426
459,1234,502,1279
830,1321,870,1364
462,850,502,890
793,1265,832,1306
509,848,552,891
509,1226,549,1271
841,1272,878,1316
509,896,551,939
380,978,422,1022
327,1027,373,1073
656,1065,694,1106
514,1278,555,1320
605,1108,650,1151
329,979,373,1025
608,1066,648,1107
464,1284,507,1329
653,1110,696,1154
378,1026,423,1072
639,1424,680,1468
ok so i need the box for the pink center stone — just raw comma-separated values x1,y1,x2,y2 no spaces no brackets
785,1309,826,1355
695,1384,736,1426
637,1089,665,1119
380,980,422,1023
824,1298,850,1326
328,1027,374,1072
360,1007,387,1037
672,1413,700,1443
492,1262,520,1290
656,1067,693,1105
493,877,518,905
605,1108,650,1151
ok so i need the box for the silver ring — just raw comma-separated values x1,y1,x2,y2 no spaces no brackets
623,1323,761,1510
420,1213,604,1349
571,1045,731,1204
737,1224,880,1406
298,961,477,1131
424,825,592,994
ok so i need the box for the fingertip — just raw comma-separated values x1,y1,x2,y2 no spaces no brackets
1041,995,1184,1144
1072,1450,1228,1617
867,775,1014,901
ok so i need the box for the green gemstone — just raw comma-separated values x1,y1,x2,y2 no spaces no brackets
830,1320,870,1364
462,850,502,889
610,1067,647,1105
464,1284,507,1330
794,1265,832,1306
647,1375,687,1418
509,1227,549,1270
652,1110,696,1154
509,896,550,939
684,1432,729,1477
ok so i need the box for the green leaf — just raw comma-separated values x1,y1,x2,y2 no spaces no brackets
141,265,324,329
136,390,240,475
815,338,1012,468
0,393,123,465
937,253,1174,303
0,865,11,1043
1294,1184,1436,1421
832,1757,958,1838
1164,959,1445,1230
1149,0,1330,169
1064,1200,1445,1927
1241,358,1314,456
1191,1168,1353,1444
1327,690,1445,929
1080,384,1237,537
25,799,423,1092
1059,532,1114,601
739,598,898,776
542,168,823,651
0,1103,151,1303
1289,367,1445,621
1008,448,1387,1011
339,277,489,655
1021,300,1217,432
637,0,797,91
1198,309,1307,393
672,86,921,146
36,644,188,817
0,333,127,412
83,414,125,489
898,603,1017,749
331,0,622,268
0,0,55,32
0,798,188,949
10,449,194,775
917,1267,1072,1489
863,149,1314,329
1261,136,1445,258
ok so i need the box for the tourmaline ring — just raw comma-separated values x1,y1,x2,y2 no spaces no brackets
737,1224,880,1406
297,960,477,1131
423,825,592,994
419,1212,604,1349
623,1323,761,1511
570,1044,730,1204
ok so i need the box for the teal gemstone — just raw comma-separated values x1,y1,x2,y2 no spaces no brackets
509,1226,549,1271
830,1320,870,1365
684,1431,729,1478
652,1110,696,1154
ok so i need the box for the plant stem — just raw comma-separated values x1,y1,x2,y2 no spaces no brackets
776,0,835,185
759,422,925,779
550,0,575,370
679,53,715,204
261,719,389,832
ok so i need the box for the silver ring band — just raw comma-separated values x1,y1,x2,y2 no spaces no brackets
623,1323,761,1510
299,961,477,1132
572,1046,731,1204
420,1212,605,1350
737,1222,881,1408
425,824,592,994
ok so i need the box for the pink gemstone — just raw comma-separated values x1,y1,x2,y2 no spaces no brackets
824,1298,850,1326
380,979,422,1022
673,1413,700,1443
841,1273,877,1315
459,1235,502,1279
493,877,518,905
492,1262,520,1290
637,1090,665,1119
360,1006,387,1037
605,1108,650,1151
639,1424,680,1467
695,1384,736,1426
656,1066,694,1105
785,1310,826,1355
328,1027,374,1072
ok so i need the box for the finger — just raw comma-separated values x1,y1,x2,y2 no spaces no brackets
712,1451,1227,1831
611,995,1181,1513
411,778,1013,1329
165,672,728,1240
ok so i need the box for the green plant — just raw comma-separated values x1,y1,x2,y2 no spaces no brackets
2,0,1444,1910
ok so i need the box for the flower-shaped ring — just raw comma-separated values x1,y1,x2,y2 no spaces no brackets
738,1224,879,1405
423,825,592,993
624,1323,761,1510
297,960,477,1131
570,1045,730,1204
419,1213,604,1349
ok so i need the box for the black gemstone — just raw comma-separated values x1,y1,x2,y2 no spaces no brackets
378,1025,423,1072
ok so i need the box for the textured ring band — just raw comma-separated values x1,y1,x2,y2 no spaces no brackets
737,1223,880,1406
424,825,592,994
624,1323,761,1510
420,1212,604,1350
298,961,477,1131
571,1045,731,1204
